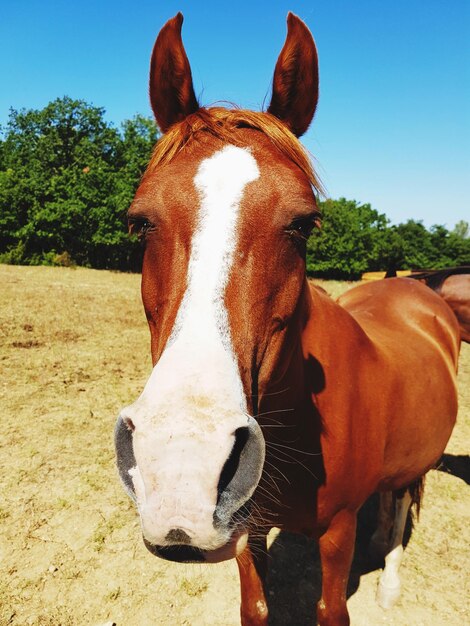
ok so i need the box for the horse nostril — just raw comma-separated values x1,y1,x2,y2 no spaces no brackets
114,415,137,501
213,417,265,529
165,528,192,545
217,427,250,501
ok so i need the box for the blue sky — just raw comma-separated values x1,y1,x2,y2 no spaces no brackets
1,0,469,229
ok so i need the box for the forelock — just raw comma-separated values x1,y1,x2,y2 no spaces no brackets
145,107,323,195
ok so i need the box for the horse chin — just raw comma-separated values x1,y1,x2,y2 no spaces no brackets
204,529,249,563
143,529,249,564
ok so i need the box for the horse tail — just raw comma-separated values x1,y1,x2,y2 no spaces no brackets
407,475,425,519
394,475,426,520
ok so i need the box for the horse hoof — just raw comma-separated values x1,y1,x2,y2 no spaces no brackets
376,579,401,609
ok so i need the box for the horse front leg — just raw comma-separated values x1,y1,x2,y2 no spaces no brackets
236,535,269,626
317,509,357,626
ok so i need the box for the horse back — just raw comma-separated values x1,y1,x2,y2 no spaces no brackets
338,277,460,369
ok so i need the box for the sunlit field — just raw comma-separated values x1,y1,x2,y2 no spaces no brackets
1,265,468,625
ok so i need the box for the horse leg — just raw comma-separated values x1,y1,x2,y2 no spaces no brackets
317,509,357,626
376,490,412,609
368,492,394,561
236,535,269,626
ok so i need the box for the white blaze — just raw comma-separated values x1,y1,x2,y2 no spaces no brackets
137,144,260,410
123,145,260,548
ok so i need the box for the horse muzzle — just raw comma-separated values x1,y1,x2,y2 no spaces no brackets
114,413,265,562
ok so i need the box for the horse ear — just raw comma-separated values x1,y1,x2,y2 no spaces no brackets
268,13,319,137
149,13,199,132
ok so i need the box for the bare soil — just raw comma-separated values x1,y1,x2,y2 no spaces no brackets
0,265,468,626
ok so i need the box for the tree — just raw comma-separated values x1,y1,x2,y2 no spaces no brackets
307,198,389,279
389,220,435,270
86,114,159,269
452,220,469,240
0,98,159,269
389,220,470,269
0,97,467,274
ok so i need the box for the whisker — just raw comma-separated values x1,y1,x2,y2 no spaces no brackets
266,444,310,465
263,458,291,485
259,424,295,429
250,387,291,398
254,484,282,507
256,408,295,418
257,416,284,425
267,441,323,457
265,446,320,481
266,450,301,468
258,471,282,495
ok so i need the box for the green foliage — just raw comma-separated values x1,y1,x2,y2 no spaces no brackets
307,199,470,279
0,97,159,269
307,199,390,279
0,97,468,277
386,221,470,270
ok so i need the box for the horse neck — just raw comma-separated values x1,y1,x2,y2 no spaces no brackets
257,279,319,433
255,280,327,520
257,278,369,430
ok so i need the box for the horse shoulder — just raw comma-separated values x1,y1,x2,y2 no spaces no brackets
303,285,388,510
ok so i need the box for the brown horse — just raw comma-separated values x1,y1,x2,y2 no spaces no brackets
408,267,470,343
115,13,460,625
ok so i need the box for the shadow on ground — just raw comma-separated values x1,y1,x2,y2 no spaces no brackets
265,456,470,624
265,495,397,626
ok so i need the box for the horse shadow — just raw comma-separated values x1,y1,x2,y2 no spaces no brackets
264,494,410,626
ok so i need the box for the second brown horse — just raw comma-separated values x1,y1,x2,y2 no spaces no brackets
408,267,470,342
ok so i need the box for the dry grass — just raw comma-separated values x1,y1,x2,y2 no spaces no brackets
0,264,468,626
309,277,360,299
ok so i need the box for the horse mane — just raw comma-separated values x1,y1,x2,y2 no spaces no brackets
410,266,470,290
145,106,323,194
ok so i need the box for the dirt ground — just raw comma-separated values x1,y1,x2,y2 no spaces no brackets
0,265,468,626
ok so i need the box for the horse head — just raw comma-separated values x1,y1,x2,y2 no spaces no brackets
115,12,320,563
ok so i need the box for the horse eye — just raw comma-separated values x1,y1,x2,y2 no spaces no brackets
286,215,317,240
128,217,154,239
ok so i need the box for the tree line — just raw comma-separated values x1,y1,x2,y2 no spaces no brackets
0,97,468,278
